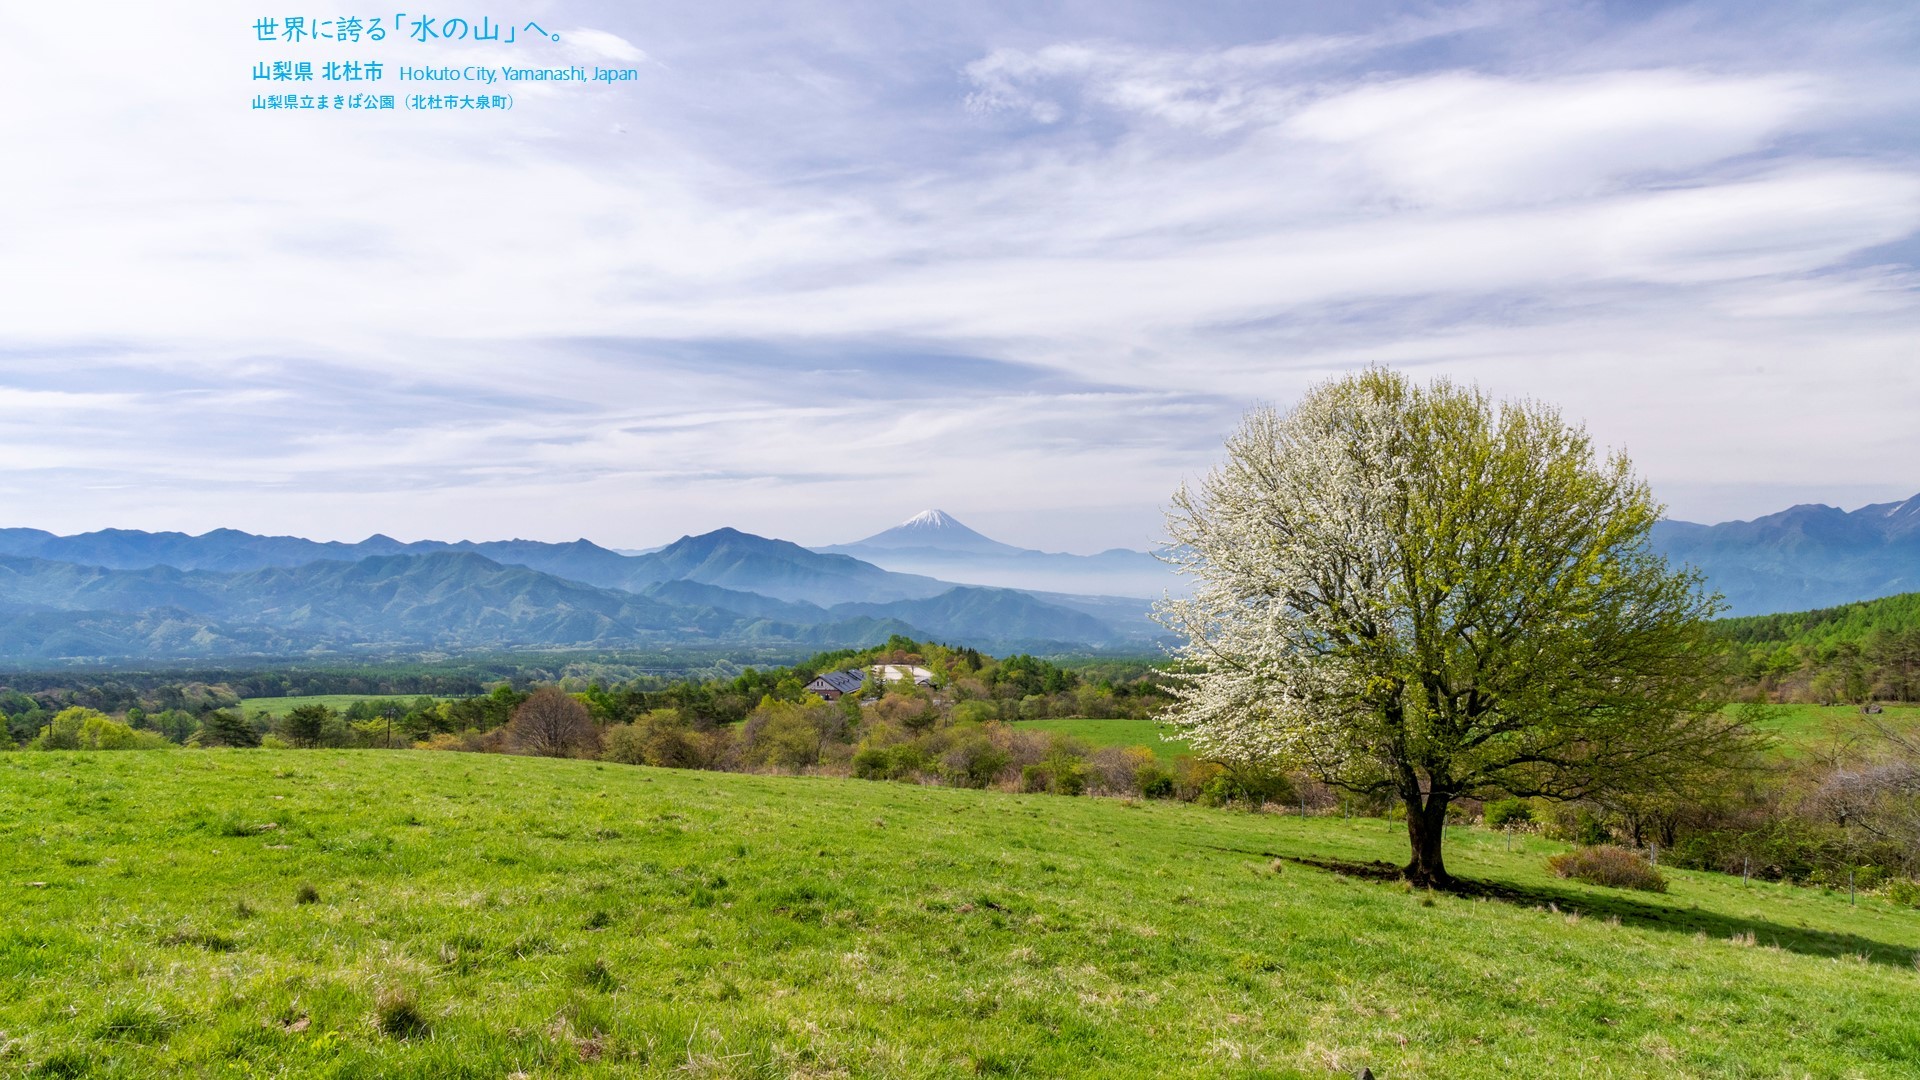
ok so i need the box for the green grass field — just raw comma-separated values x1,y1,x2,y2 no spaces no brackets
1011,717,1191,761
1747,703,1920,753
2,751,1917,1077
237,694,438,718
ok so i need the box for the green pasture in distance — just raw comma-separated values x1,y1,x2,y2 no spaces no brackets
236,694,440,718
3,749,1915,1077
1012,716,1192,761
1745,703,1920,755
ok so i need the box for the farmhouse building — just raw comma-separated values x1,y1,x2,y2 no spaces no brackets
805,669,866,701
805,664,937,701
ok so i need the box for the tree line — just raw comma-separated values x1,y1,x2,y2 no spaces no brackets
1720,592,1920,704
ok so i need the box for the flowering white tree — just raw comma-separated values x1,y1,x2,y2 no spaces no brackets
1156,369,1753,887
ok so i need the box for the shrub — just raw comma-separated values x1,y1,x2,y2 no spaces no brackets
1196,774,1235,808
80,715,171,750
1086,746,1159,796
1882,879,1920,909
1485,798,1535,829
1049,756,1087,796
1546,804,1611,846
1021,736,1088,795
1810,864,1888,891
1547,846,1668,892
738,699,846,772
1195,764,1294,809
872,691,941,732
29,708,171,751
600,722,648,765
279,704,334,748
1137,766,1175,799
1171,755,1225,801
602,708,706,769
198,710,262,748
420,729,494,753
852,746,895,781
939,735,1011,789
950,700,999,725
1020,764,1052,793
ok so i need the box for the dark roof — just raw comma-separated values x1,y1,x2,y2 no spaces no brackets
807,669,866,695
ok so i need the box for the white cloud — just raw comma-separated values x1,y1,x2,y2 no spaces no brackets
1284,70,1819,208
0,0,1916,545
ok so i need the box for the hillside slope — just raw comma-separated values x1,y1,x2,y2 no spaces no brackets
1,751,1914,1077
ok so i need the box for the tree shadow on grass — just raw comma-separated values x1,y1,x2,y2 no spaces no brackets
1245,849,1918,970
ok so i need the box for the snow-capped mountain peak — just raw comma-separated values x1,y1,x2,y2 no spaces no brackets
844,510,1027,555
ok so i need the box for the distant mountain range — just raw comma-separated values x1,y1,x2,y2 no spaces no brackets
817,510,1175,598
1650,494,1920,616
0,525,948,606
1,493,1912,663
828,499,1920,620
0,523,1163,663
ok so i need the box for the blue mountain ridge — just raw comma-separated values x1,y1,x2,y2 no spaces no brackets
1650,494,1920,616
0,529,1162,662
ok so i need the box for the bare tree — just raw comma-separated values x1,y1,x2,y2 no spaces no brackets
507,687,598,758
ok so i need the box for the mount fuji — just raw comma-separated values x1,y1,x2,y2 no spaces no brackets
816,510,1178,600
841,510,1029,556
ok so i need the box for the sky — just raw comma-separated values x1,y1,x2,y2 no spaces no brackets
1,0,1917,553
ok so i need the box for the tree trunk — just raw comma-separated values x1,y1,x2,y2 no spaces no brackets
1403,788,1452,888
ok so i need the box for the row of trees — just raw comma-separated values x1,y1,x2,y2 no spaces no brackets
457,679,1269,805
1731,628,1920,705
1476,705,1920,887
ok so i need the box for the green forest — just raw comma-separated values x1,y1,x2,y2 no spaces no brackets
1720,591,1920,703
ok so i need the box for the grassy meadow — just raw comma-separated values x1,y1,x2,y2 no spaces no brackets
2,750,1918,1078
237,695,438,719
1745,703,1920,754
1009,717,1190,762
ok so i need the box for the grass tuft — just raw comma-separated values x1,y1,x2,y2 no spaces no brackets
1547,846,1668,892
89,1002,174,1044
293,882,320,905
573,957,619,992
374,987,427,1038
